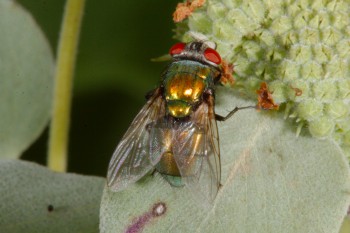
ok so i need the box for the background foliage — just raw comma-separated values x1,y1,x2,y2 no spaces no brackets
19,0,179,176
1,1,349,232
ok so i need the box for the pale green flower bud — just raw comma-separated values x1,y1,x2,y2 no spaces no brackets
175,0,350,157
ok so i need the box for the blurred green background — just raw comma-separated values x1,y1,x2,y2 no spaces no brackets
20,0,179,177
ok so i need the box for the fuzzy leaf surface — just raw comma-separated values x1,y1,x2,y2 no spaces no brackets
0,160,105,233
0,0,54,158
100,87,350,233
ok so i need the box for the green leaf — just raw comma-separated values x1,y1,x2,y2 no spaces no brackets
0,160,105,233
0,0,54,159
100,87,350,233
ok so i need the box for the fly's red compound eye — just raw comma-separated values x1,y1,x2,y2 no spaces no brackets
169,43,186,55
204,48,222,64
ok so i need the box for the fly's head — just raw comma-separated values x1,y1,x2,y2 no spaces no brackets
169,41,223,83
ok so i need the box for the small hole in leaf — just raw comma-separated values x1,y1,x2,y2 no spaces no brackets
47,204,54,212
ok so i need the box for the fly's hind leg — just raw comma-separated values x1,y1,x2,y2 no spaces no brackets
203,88,256,121
215,106,256,121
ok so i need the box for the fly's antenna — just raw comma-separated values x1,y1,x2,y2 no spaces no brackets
187,31,217,49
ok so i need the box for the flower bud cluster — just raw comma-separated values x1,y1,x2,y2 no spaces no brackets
175,0,350,156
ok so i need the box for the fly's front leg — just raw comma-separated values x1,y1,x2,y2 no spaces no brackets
215,105,256,121
145,86,163,100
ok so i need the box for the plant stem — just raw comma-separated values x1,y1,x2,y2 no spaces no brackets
48,0,85,172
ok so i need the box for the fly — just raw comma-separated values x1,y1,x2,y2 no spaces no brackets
107,41,251,202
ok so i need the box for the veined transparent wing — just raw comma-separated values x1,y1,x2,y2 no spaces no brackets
172,95,221,204
107,88,165,191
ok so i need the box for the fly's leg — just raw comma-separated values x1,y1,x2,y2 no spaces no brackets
151,169,157,176
145,86,164,100
203,88,256,122
215,106,256,121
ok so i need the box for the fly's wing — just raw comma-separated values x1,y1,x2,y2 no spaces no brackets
107,88,165,191
173,96,221,203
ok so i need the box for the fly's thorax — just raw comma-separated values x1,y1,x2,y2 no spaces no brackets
163,60,219,118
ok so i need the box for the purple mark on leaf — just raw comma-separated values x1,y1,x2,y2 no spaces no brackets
126,202,167,233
